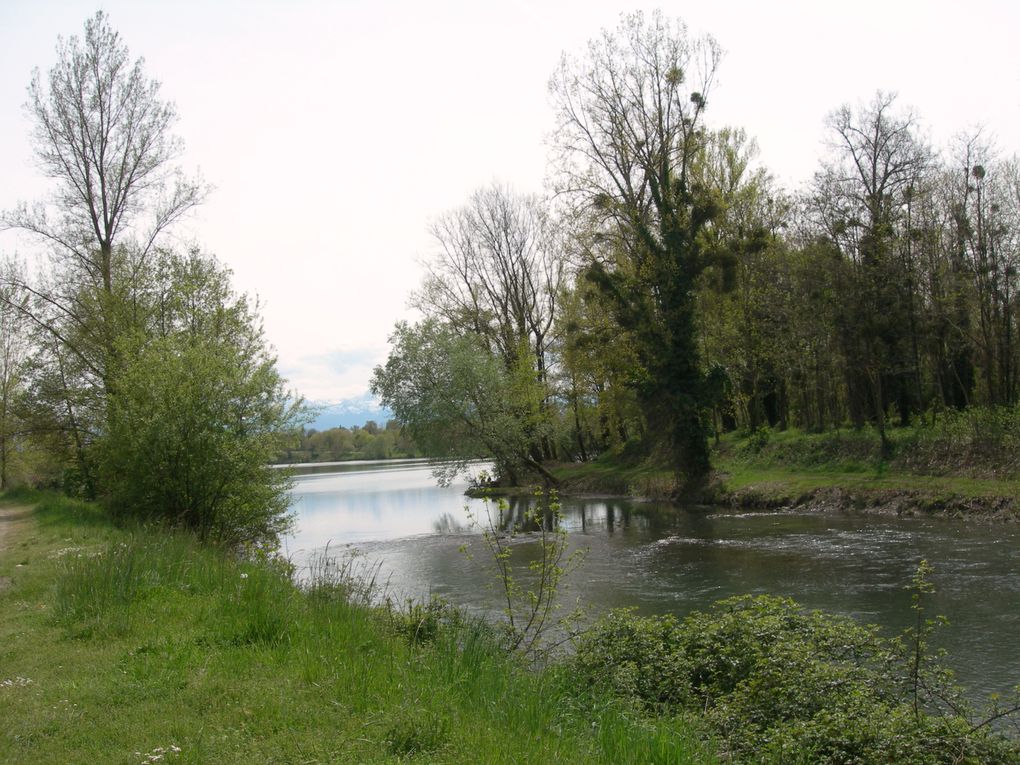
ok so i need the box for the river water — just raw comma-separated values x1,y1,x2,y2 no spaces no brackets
283,459,1020,703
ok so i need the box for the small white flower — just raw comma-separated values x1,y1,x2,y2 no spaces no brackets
0,677,33,688
240,572,249,579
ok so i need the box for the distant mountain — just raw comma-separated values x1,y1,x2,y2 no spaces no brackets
305,396,392,431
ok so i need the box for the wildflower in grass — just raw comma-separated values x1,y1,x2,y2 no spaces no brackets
0,677,33,688
137,744,181,764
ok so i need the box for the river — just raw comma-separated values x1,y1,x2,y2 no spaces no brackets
283,459,1020,704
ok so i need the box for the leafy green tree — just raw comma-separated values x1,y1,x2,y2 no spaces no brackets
372,320,555,485
695,129,789,433
1,11,204,493
414,184,566,461
0,261,34,489
98,253,302,547
557,272,644,457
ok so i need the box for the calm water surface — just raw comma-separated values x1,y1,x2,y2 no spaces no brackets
284,460,1020,702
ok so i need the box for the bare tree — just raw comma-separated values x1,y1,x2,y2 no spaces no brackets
809,92,929,446
1,10,205,381
951,138,1020,406
413,184,566,462
415,184,565,384
3,11,204,293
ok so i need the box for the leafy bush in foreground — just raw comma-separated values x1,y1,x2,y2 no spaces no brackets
572,595,1020,764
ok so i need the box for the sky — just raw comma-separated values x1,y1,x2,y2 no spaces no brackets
2,0,1019,406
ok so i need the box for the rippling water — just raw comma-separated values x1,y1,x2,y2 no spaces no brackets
283,460,1020,703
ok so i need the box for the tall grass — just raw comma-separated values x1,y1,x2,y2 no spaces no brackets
726,406,1020,479
27,498,717,764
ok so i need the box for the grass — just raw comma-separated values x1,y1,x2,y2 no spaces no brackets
0,492,714,765
549,424,1020,517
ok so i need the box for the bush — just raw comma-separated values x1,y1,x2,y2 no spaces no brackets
96,252,306,548
99,333,302,548
572,595,1020,764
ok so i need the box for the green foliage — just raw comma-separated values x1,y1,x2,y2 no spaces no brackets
211,560,296,647
900,406,1020,477
573,595,1020,764
731,427,885,470
551,12,739,483
54,531,225,638
372,320,554,484
725,412,1020,481
741,426,772,454
281,419,419,464
96,253,304,547
384,708,450,758
385,596,460,646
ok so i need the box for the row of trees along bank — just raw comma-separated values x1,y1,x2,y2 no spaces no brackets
374,11,1020,489
277,421,419,464
0,13,303,545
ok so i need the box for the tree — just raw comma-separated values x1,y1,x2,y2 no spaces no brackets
414,184,566,461
371,320,556,486
949,140,1020,406
0,11,204,491
416,185,564,376
549,11,726,485
809,92,929,445
6,11,203,293
695,128,789,433
0,261,32,489
97,251,303,547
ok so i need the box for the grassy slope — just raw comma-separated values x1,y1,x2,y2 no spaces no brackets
551,427,1020,516
0,493,712,765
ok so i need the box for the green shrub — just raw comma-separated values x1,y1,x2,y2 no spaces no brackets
572,595,1020,764
386,596,460,646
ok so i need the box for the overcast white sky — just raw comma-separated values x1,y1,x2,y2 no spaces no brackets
2,0,1018,403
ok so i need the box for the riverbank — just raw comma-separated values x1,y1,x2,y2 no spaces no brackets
549,426,1020,521
2,492,1017,763
0,491,708,765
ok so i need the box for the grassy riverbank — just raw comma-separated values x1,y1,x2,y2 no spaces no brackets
0,492,710,765
552,420,1020,519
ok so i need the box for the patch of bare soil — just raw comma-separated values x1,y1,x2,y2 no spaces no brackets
0,504,33,593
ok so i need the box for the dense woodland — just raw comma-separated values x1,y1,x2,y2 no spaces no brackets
373,13,1020,487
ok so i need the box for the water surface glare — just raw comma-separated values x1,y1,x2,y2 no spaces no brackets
285,460,1020,703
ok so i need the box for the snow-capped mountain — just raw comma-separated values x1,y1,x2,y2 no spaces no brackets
305,395,392,431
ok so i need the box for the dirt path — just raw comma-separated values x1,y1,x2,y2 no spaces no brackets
0,503,33,593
